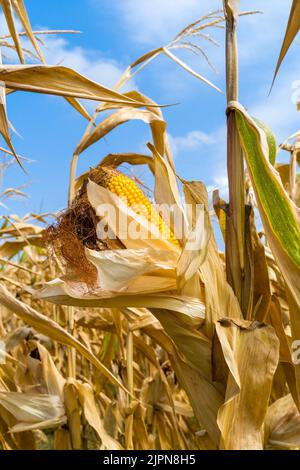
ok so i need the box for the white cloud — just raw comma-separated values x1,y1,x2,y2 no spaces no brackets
167,126,229,199
95,0,291,99
207,174,229,200
108,0,220,45
237,1,289,66
204,125,228,200
42,37,130,89
0,11,133,94
168,129,215,157
98,1,288,56
213,175,228,189
250,82,298,145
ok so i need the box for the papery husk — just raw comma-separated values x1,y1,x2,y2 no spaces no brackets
216,318,280,450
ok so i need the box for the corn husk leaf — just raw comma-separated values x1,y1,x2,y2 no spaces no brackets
148,143,187,233
0,391,65,431
87,180,179,252
177,183,210,289
183,181,242,337
264,394,300,449
216,318,280,450
38,278,205,321
85,247,178,293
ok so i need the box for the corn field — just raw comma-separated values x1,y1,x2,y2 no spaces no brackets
0,0,299,452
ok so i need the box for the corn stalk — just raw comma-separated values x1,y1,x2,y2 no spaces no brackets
223,0,246,312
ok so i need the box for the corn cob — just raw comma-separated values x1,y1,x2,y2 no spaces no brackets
96,167,180,247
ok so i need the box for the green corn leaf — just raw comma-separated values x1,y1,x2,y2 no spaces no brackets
253,118,277,165
228,102,300,308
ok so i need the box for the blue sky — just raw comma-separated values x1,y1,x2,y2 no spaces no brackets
1,0,298,218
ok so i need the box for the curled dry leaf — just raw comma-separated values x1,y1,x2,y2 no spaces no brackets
38,278,206,320
216,318,280,450
0,391,66,432
264,394,300,449
0,65,146,105
183,181,242,338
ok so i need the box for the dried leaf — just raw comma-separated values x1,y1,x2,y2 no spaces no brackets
265,394,300,449
216,318,280,449
183,181,242,337
0,283,128,393
0,65,145,105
